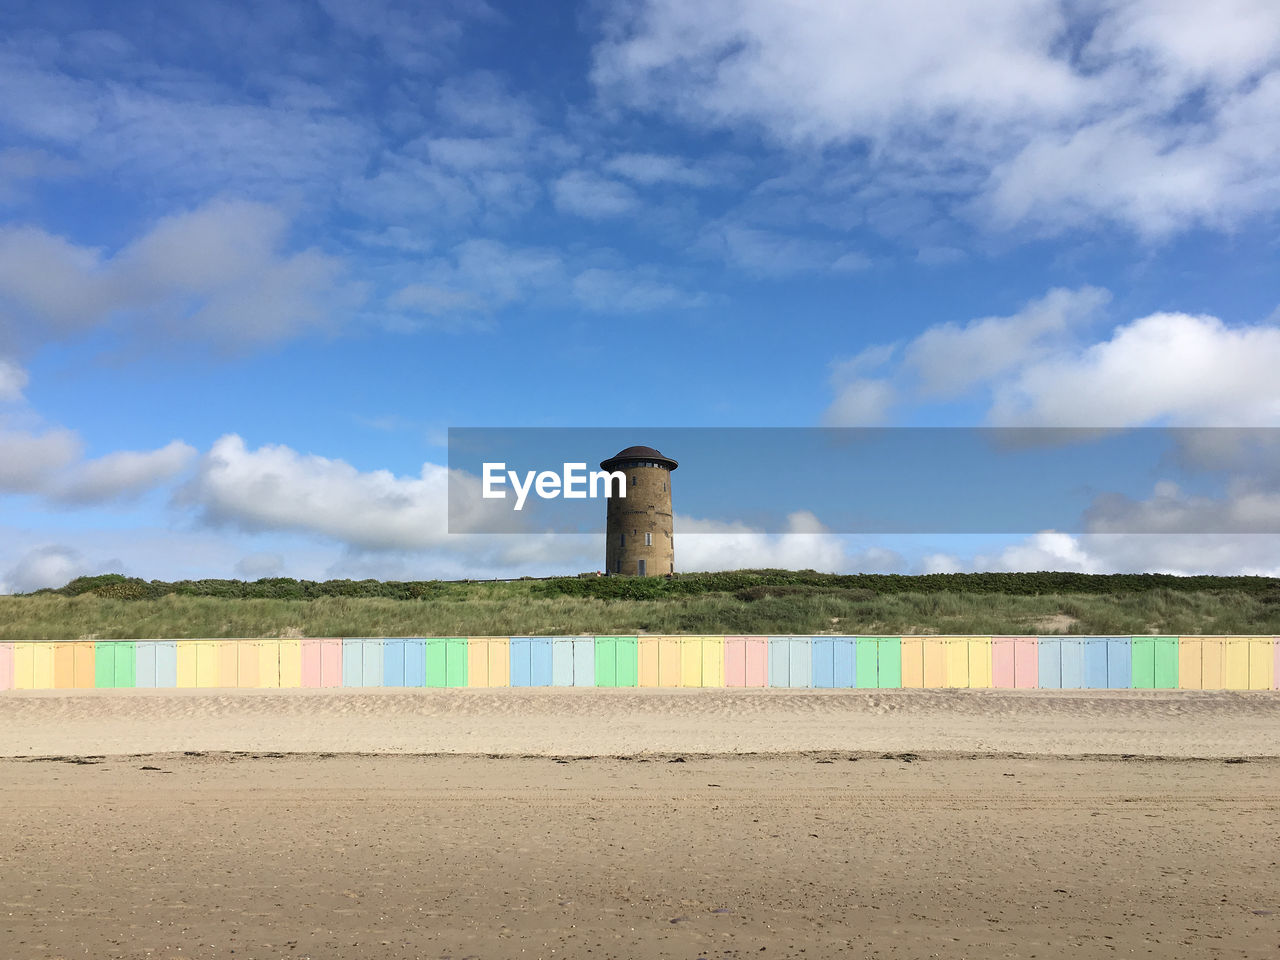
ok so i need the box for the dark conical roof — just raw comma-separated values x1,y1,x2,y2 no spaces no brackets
600,445,678,471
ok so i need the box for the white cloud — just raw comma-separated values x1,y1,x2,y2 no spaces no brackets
675,510,850,572
825,343,901,425
388,283,486,325
446,238,563,305
179,434,598,572
831,252,873,273
425,136,527,171
990,311,1280,426
185,434,455,551
0,199,362,348
947,528,1280,577
904,286,1109,399
435,70,538,138
981,82,1280,236
593,0,1280,236
0,357,28,402
233,552,286,580
385,238,572,323
0,428,81,493
571,267,705,313
604,152,716,187
594,0,1086,145
920,553,966,574
55,440,197,505
0,544,94,594
1081,480,1280,536
975,531,1107,574
0,426,200,504
0,44,370,198
0,147,76,205
824,288,1280,429
318,0,497,72
552,170,639,218
823,378,895,427
698,222,861,276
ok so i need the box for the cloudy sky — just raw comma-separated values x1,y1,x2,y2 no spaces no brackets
3,0,1280,591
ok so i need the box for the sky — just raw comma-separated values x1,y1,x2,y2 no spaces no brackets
2,0,1280,591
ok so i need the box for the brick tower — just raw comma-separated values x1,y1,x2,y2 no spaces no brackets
601,445,677,576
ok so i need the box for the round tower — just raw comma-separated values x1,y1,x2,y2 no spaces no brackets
601,445,677,577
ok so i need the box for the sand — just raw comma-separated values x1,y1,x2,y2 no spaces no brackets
1,686,1278,758
3,689,1278,959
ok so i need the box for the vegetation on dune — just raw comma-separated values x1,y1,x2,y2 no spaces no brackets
2,570,1278,640
31,569,1280,601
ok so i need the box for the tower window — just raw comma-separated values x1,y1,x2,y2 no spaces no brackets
620,533,625,547
631,475,637,486
638,559,646,576
645,532,653,546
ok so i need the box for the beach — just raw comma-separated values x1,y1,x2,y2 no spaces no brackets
2,689,1278,959
2,686,1278,758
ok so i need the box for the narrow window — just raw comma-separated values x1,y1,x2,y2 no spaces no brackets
645,532,652,546
631,474,637,486
620,533,625,547
638,559,646,576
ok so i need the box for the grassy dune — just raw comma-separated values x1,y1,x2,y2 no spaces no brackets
3,571,1279,640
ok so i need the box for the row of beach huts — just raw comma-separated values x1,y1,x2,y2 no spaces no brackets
1,635,1277,691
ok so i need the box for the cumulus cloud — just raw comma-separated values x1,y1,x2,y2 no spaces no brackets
675,510,851,572
822,378,896,427
185,434,455,551
989,312,1280,426
1,544,95,594
233,551,286,579
926,528,1280,577
0,199,362,349
825,287,1280,429
0,425,197,503
975,531,1108,574
824,343,902,426
55,440,197,505
1081,480,1280,536
178,434,601,573
593,0,1280,236
595,1,1085,143
905,286,1110,399
0,428,82,493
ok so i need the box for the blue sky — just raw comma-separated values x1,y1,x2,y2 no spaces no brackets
3,0,1280,590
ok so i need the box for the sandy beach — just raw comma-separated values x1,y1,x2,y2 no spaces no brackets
3,689,1278,959
3,752,1279,959
2,686,1278,758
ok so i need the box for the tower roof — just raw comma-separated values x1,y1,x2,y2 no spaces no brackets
600,445,678,471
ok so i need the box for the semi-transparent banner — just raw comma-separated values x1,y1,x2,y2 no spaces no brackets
447,427,1280,534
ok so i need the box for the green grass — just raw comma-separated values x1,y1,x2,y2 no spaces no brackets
3,571,1280,639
